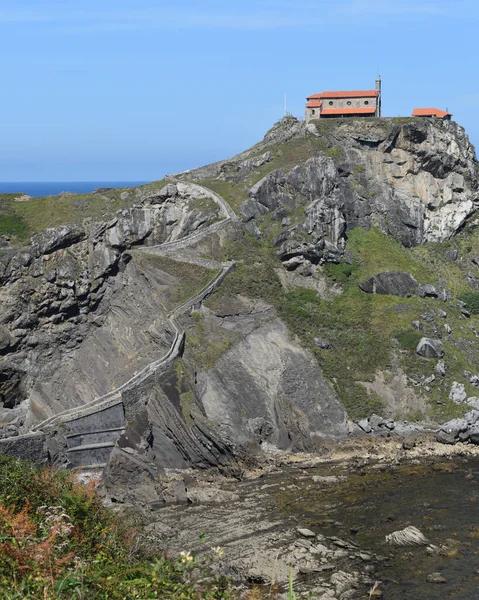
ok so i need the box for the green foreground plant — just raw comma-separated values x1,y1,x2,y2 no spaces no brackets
0,455,233,599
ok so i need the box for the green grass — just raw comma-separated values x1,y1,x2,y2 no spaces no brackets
185,315,238,371
458,290,479,314
395,330,424,351
208,226,479,421
194,179,250,214
0,188,141,243
0,454,234,599
137,253,219,309
0,179,190,244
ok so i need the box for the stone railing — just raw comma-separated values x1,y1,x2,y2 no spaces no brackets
32,182,237,446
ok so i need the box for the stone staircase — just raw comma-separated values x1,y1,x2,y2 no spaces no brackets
63,401,126,468
16,182,238,471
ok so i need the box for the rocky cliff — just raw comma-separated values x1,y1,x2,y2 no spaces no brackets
1,116,479,500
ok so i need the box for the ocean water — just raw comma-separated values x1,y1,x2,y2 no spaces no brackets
0,181,148,198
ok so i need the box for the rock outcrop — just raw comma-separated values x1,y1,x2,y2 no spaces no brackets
202,118,478,264
359,271,421,297
1,115,479,488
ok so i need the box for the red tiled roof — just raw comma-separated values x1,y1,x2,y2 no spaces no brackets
412,108,452,118
307,90,378,100
321,107,377,116
306,100,322,108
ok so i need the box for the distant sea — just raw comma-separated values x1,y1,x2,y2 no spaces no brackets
0,182,148,198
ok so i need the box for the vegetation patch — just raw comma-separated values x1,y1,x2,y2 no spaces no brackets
395,330,424,351
193,179,250,214
138,253,219,309
458,290,479,314
208,226,479,421
0,454,233,599
186,316,238,370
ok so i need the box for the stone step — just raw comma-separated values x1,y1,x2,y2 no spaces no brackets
66,441,116,453
66,427,124,449
66,442,116,468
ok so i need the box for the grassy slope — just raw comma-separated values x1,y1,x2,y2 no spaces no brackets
192,135,344,214
0,455,233,599
207,225,479,422
136,252,220,310
0,180,168,244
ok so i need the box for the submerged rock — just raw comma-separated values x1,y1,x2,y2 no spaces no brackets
426,572,447,584
385,526,428,546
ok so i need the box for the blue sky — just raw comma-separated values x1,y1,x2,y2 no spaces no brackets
1,0,478,181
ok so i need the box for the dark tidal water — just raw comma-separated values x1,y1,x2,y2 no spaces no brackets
0,182,148,198
273,458,479,599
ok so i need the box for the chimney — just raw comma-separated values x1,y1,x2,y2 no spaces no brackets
375,75,382,117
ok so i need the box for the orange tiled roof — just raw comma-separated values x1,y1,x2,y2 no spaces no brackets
306,100,322,108
412,107,452,118
307,90,378,100
321,107,377,116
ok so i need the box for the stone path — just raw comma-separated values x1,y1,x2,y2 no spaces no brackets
31,182,239,468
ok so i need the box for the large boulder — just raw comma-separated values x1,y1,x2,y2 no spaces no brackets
416,338,445,358
359,272,420,297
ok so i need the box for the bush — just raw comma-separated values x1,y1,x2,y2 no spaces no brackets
458,290,479,314
0,455,234,599
394,330,423,352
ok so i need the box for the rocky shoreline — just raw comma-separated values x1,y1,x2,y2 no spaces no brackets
102,433,479,599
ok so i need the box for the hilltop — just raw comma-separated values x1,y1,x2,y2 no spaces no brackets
0,116,479,498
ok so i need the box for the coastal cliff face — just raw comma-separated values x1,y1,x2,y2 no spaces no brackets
1,116,479,492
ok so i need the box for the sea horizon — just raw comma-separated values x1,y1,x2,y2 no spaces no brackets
0,181,150,198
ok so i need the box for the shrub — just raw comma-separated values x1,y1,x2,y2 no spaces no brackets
458,290,479,314
394,330,423,352
0,455,234,599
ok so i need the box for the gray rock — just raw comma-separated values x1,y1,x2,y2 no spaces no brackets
412,320,421,330
423,374,436,385
436,309,447,318
467,425,479,444
449,381,467,403
423,284,438,297
444,323,452,334
0,325,12,351
426,572,447,584
369,414,385,430
438,418,469,443
470,375,479,387
312,475,347,485
359,271,420,297
436,430,458,444
461,308,471,318
435,360,446,376
447,250,459,261
357,419,372,433
297,527,316,538
416,338,445,358
186,488,240,504
467,397,479,409
385,526,428,546
313,337,332,350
